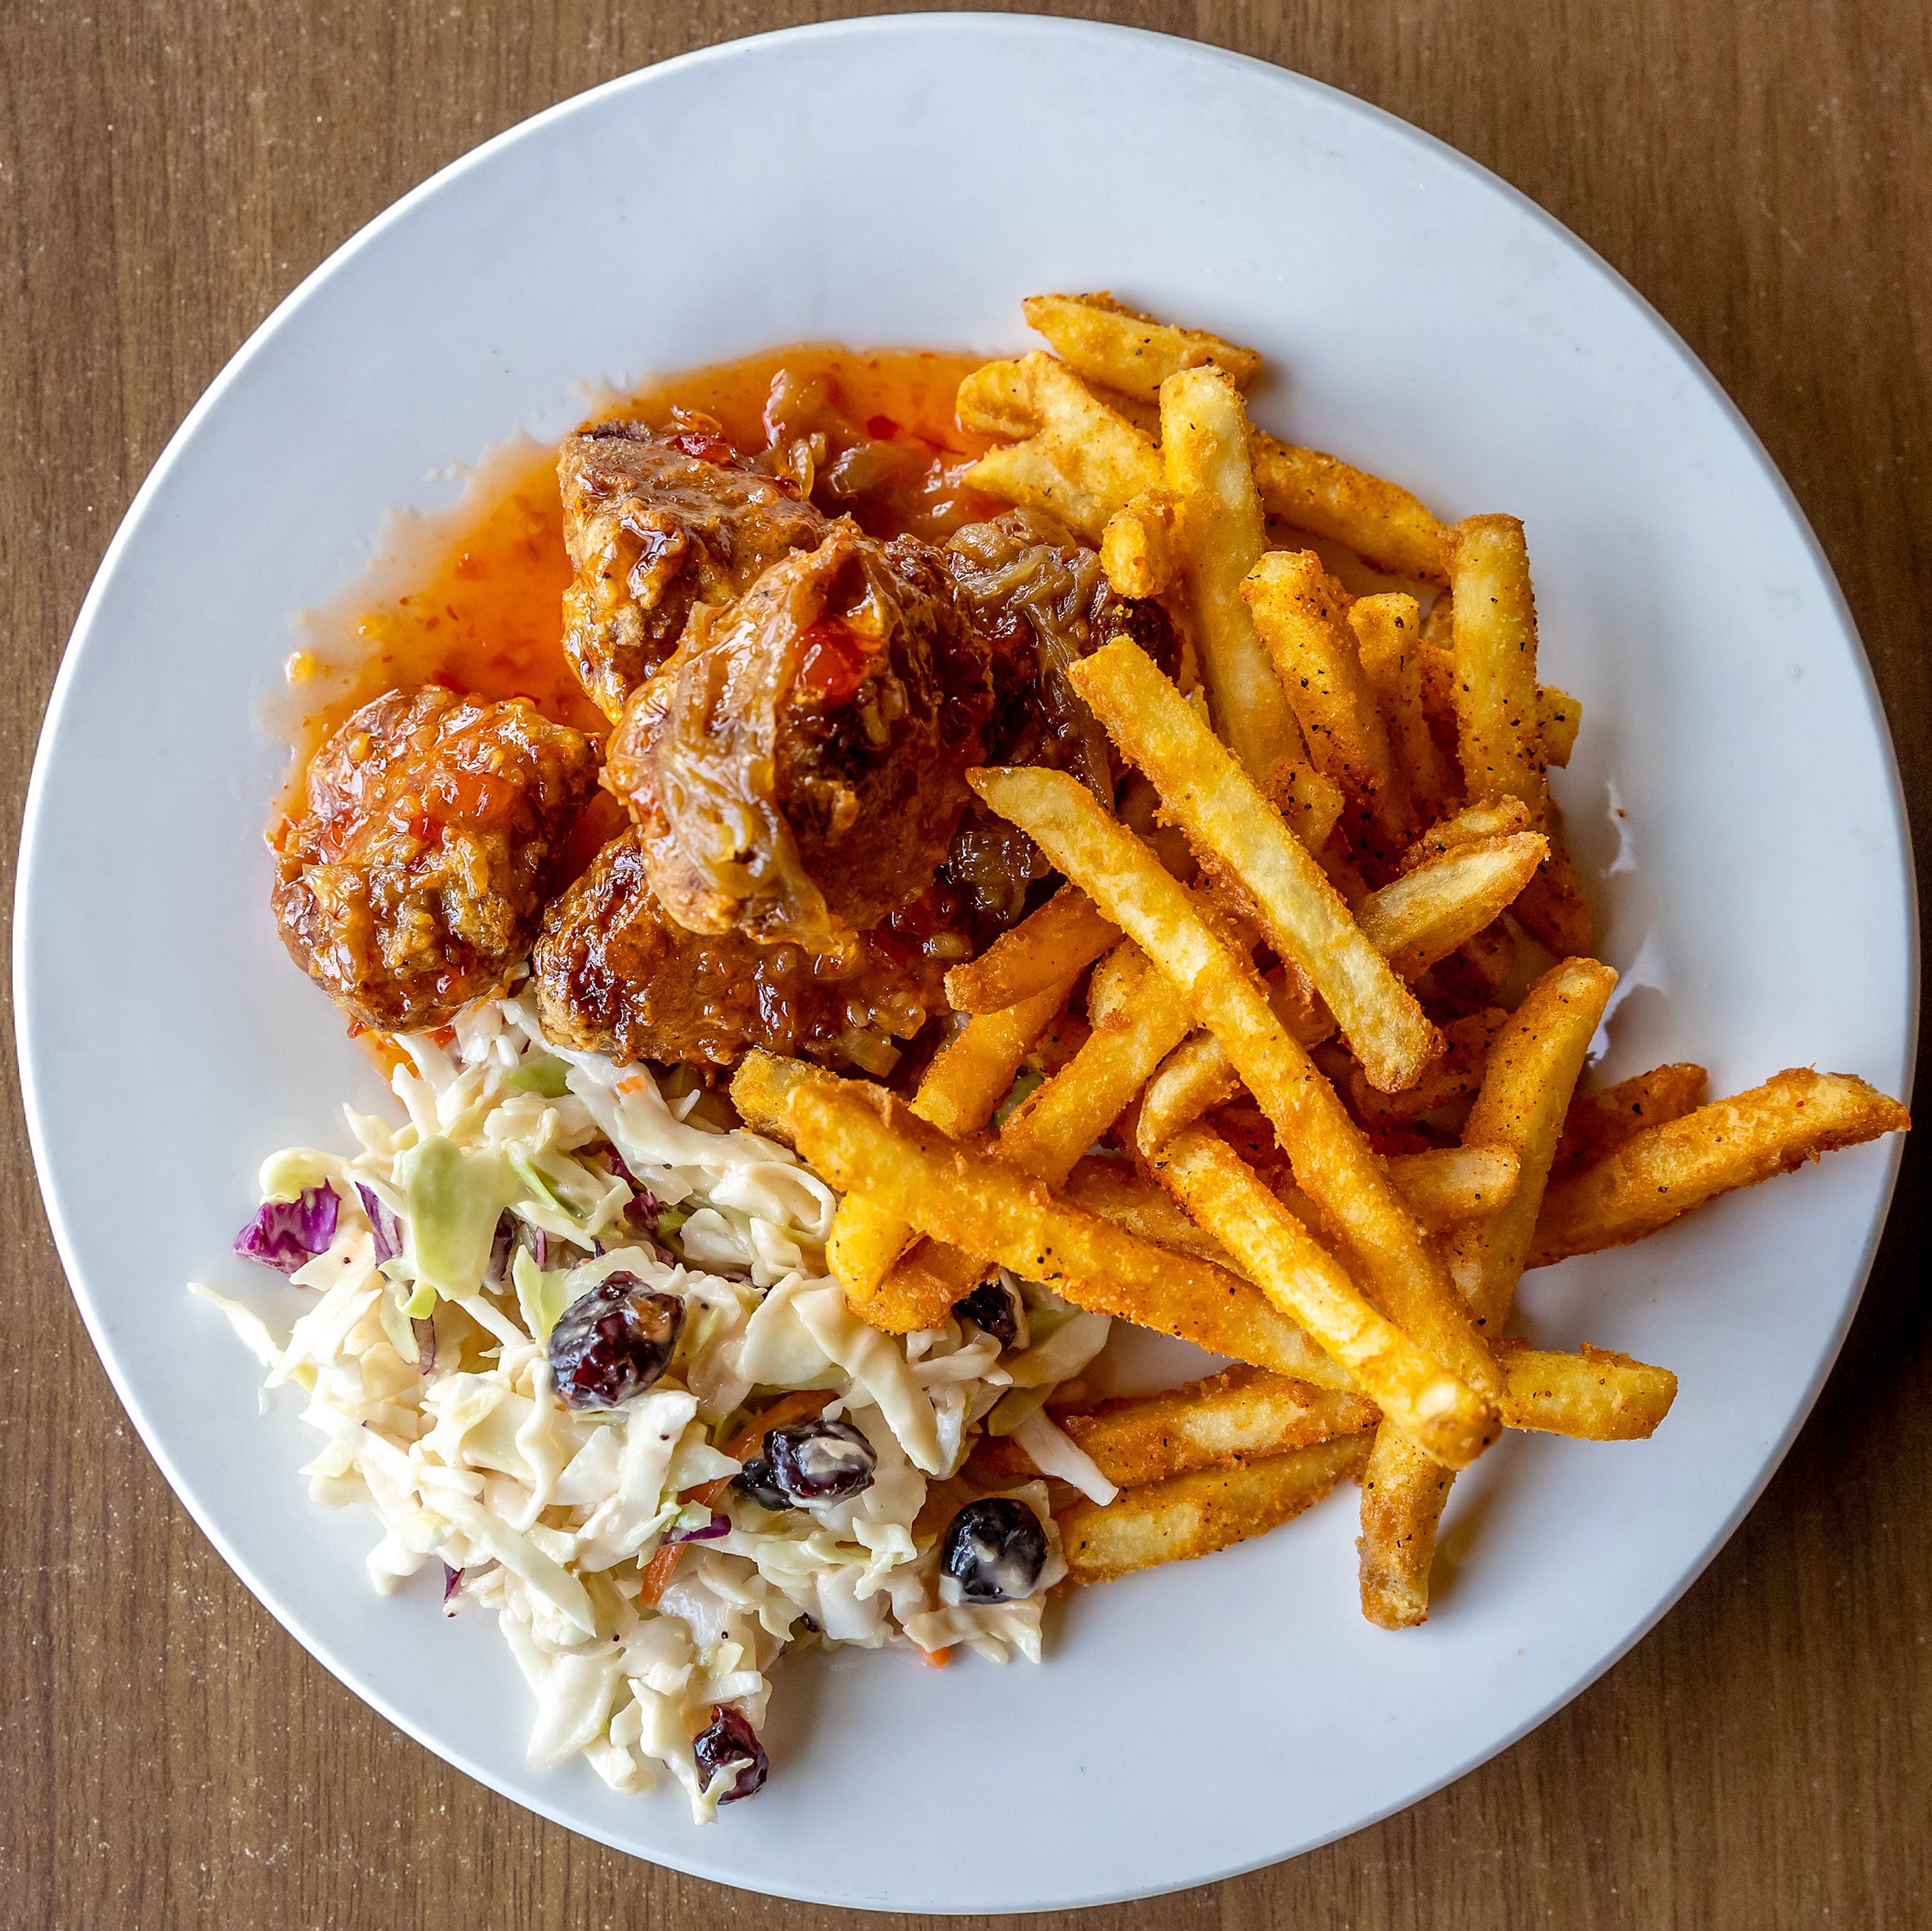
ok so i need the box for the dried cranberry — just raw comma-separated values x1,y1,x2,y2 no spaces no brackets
952,1278,1019,1348
764,1418,877,1503
546,1272,684,1409
941,1497,1047,1603
732,1456,791,1512
693,1705,767,1803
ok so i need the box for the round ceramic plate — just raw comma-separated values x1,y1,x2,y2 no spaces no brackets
15,15,1915,1914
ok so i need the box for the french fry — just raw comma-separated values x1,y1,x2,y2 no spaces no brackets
1066,639,1438,1093
1530,1069,1912,1267
1489,1341,1677,1440
953,357,1036,439
961,352,1162,539
1159,367,1310,790
1023,291,1261,397
999,945,1193,1189
1443,514,1546,812
1552,1063,1710,1177
969,763,1500,1404
1348,1007,1506,1124
1250,434,1448,582
1539,685,1582,767
1243,549,1415,847
1353,834,1548,981
1060,1155,1231,1262
944,883,1117,1015
1383,1144,1521,1228
1512,835,1596,957
1145,1126,1498,1469
1359,955,1618,1628
734,1052,1356,1381
1139,1029,1246,1152
827,968,1080,1330
1100,487,1180,598
1350,592,1460,817
1449,920,1518,1003
978,1363,1378,1489
1060,1435,1372,1586
1400,795,1535,869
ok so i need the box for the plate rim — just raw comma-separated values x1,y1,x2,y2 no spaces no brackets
12,12,1920,1911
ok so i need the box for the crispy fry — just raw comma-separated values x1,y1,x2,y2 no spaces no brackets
1244,549,1414,847
1100,487,1180,598
1146,1126,1497,1469
1353,833,1548,981
1351,591,1460,816
1023,1010,1092,1076
1359,955,1618,1628
1552,1063,1710,1177
1349,1007,1507,1124
1511,836,1595,957
1139,1029,1246,1151
827,969,1079,1330
1530,1069,1912,1266
1060,1435,1371,1585
1451,921,1518,1002
1400,795,1536,869
1066,639,1438,1093
944,883,1117,1015
1250,435,1448,582
1539,685,1582,767
1024,291,1261,396
961,352,1162,540
969,764,1500,1402
977,1363,1378,1488
735,1053,1347,1379
1384,1144,1521,1227
1000,946,1193,1189
953,357,1037,439
1443,514,1546,814
1159,367,1309,788
1491,1341,1677,1440
1060,1155,1230,1261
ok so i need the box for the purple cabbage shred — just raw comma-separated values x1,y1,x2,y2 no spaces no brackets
355,1183,403,1263
234,1187,339,1275
669,1512,732,1545
442,1562,464,1612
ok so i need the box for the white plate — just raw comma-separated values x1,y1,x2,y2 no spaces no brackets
15,16,1915,1914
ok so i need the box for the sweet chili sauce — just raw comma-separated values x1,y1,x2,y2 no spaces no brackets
274,346,1000,834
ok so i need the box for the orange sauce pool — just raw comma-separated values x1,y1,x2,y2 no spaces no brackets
274,347,998,825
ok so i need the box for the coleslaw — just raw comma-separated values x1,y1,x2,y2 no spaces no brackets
191,993,1117,1819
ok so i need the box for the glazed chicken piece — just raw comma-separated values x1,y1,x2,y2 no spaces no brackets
274,688,599,1031
558,415,828,721
604,524,994,958
532,829,957,1070
940,508,1180,920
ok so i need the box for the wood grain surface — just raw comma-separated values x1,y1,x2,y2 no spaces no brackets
2,3,1925,1925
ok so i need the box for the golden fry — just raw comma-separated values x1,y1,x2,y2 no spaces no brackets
1060,1435,1372,1585
735,1053,1345,1379
1159,367,1309,788
1353,833,1548,981
1250,435,1448,582
1443,514,1546,813
968,764,1498,1402
1100,487,1180,598
1067,639,1438,1094
1348,1007,1507,1124
1400,795,1535,868
1244,549,1414,846
1146,1126,1497,1469
1138,1029,1247,1152
1059,1155,1230,1261
1492,1341,1677,1441
1531,1069,1912,1267
1024,291,1261,397
1552,1063,1710,1177
1511,836,1596,957
961,352,1162,540
1383,1144,1522,1228
943,882,1117,1015
1351,592,1460,817
1539,684,1582,767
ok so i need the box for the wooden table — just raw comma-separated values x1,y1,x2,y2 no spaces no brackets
3,4,1924,1924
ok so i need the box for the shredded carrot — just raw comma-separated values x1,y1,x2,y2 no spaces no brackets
919,1645,952,1669
638,1543,683,1608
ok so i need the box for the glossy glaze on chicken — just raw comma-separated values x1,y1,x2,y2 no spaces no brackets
273,371,1172,1074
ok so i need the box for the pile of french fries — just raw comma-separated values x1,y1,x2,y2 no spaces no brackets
733,293,1912,1631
